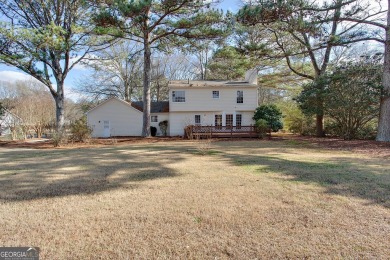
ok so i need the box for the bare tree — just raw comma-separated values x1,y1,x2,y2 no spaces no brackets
76,40,144,102
151,52,199,101
0,80,55,138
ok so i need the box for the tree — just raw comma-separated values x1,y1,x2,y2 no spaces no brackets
208,46,255,80
93,0,228,137
77,40,144,102
1,80,55,138
76,49,197,102
297,60,382,139
253,104,283,132
151,52,199,101
0,0,110,132
0,102,3,117
0,79,83,138
237,0,386,137
181,38,220,80
376,1,390,141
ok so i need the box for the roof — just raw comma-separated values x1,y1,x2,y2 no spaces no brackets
132,101,169,113
87,97,170,114
0,109,22,121
168,80,258,88
86,97,141,114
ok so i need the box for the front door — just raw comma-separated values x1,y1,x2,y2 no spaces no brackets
103,120,110,137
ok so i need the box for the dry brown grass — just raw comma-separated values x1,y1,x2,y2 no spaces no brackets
0,140,389,259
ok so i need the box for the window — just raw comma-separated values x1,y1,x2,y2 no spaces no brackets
172,91,185,102
236,114,242,129
195,115,201,125
215,115,222,128
226,114,233,128
151,115,158,122
237,90,243,103
212,90,219,99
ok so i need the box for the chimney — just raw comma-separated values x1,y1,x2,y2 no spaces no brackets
244,69,258,85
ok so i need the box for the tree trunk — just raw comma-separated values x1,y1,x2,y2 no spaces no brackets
37,126,42,138
156,82,160,102
142,37,152,137
55,84,65,133
376,4,390,141
316,114,325,137
124,82,130,102
315,86,325,137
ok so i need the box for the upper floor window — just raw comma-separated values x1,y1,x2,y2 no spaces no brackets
151,115,158,122
237,90,243,103
172,91,185,102
212,90,219,99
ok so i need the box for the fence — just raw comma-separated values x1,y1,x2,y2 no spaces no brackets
184,125,258,139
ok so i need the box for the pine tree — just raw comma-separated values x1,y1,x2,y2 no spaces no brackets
93,0,228,137
0,0,110,133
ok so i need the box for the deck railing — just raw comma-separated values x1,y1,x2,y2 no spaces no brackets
184,125,258,139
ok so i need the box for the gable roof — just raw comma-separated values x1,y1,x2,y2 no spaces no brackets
132,101,169,113
86,97,142,114
0,109,22,121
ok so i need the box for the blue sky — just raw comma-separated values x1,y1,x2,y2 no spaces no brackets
0,0,242,99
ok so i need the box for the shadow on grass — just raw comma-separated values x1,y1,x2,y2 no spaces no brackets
228,151,390,207
0,145,187,202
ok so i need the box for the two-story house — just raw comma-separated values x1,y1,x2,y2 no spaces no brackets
87,70,258,137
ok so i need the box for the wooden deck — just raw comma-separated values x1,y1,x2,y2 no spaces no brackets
184,125,258,139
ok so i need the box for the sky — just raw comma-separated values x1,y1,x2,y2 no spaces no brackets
0,0,241,100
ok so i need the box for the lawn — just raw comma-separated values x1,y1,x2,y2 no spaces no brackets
0,139,389,259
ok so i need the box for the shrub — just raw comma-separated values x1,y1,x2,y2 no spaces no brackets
296,61,382,139
70,116,92,142
196,137,212,155
356,123,377,140
253,104,283,132
255,119,269,138
288,115,317,136
325,119,378,140
158,120,168,136
52,130,68,147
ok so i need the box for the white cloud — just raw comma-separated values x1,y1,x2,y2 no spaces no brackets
64,86,85,101
0,70,35,82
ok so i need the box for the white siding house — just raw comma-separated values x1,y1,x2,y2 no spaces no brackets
0,109,21,137
168,81,258,136
87,70,259,137
87,98,143,137
131,101,170,136
87,98,170,137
